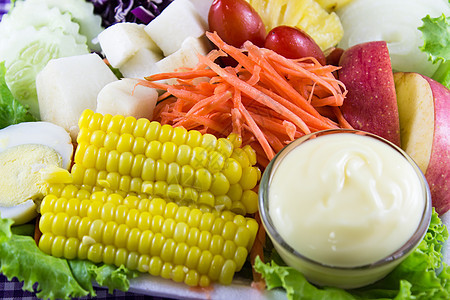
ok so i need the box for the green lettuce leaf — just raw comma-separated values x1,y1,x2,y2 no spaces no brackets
255,209,450,300
418,14,450,88
0,61,36,129
0,217,136,300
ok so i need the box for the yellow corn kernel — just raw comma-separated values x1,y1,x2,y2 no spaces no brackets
208,151,225,173
172,265,187,283
239,167,258,190
220,260,236,285
160,238,176,262
159,124,174,144
121,116,136,135
160,262,173,279
88,112,103,131
87,243,103,263
176,144,192,166
172,126,188,146
137,254,151,273
216,138,233,158
241,190,258,214
190,147,208,169
193,168,212,191
64,237,79,259
100,114,113,132
51,236,66,258
184,269,200,286
208,255,225,281
133,118,149,137
231,148,250,168
186,227,200,247
38,232,54,254
114,248,128,267
161,142,177,163
186,130,202,148
138,230,154,254
78,109,94,129
227,133,242,148
126,251,139,270
104,132,120,151
107,115,124,134
201,133,217,152
150,233,165,257
222,159,242,185
145,121,161,142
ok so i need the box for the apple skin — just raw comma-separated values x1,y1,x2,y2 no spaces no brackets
394,72,449,214
338,41,401,147
424,76,450,215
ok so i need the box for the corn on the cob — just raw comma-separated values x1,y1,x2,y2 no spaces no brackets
69,109,260,215
39,193,259,286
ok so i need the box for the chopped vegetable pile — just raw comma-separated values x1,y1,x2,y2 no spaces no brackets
144,31,349,167
0,0,449,299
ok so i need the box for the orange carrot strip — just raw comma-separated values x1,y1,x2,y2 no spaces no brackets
185,90,232,117
333,107,354,129
206,32,257,71
235,103,275,159
282,120,297,141
268,53,346,100
311,95,345,107
197,53,312,135
244,41,325,119
253,85,338,130
145,69,216,81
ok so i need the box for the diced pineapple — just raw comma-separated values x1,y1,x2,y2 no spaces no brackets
315,0,354,12
246,0,344,50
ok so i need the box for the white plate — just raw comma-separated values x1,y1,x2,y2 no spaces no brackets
125,211,450,299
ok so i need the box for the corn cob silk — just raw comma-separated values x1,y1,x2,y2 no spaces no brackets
39,109,261,286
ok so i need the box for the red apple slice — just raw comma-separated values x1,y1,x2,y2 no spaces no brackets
394,72,450,214
338,41,401,146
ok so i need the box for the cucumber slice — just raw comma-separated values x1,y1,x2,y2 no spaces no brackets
26,0,103,51
0,26,89,118
0,1,87,46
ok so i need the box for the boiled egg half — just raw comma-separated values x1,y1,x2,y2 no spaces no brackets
0,122,73,224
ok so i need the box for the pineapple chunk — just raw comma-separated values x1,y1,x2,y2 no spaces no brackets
315,0,354,12
246,0,344,50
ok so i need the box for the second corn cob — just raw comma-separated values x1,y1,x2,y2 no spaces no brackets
39,192,259,286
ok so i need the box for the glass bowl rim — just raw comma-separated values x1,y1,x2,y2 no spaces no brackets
258,128,433,271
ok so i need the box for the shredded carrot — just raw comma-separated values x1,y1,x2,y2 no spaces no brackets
141,31,351,168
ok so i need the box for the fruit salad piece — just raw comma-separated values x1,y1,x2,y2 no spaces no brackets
246,0,344,50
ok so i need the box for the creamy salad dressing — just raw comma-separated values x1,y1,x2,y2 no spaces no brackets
268,133,425,267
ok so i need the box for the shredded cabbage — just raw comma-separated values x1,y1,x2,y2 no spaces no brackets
88,0,173,27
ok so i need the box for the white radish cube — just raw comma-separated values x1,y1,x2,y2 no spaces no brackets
144,0,207,56
188,0,214,24
96,78,158,120
98,22,161,68
36,53,117,140
156,35,212,84
119,48,163,79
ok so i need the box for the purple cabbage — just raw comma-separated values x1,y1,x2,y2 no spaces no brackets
88,0,173,28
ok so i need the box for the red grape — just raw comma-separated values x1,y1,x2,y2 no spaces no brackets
264,25,326,65
208,0,266,48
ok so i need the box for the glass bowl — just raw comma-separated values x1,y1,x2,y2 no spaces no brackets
258,129,432,289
